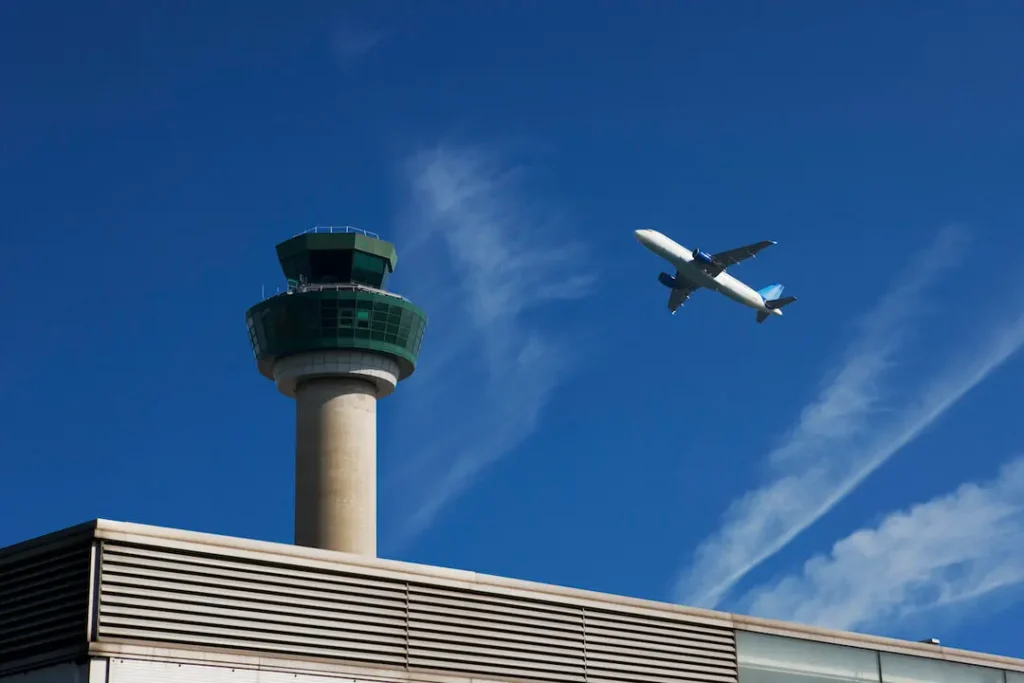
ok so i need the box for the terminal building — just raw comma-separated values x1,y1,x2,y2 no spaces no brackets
3,229,1022,683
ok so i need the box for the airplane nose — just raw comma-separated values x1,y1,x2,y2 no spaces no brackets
635,229,658,247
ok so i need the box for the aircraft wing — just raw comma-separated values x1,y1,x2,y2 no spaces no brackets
667,281,697,314
711,240,777,268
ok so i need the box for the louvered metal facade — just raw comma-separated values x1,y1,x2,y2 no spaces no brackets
5,520,1024,683
95,540,737,683
0,524,94,673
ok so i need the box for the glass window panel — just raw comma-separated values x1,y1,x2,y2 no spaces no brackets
309,250,352,283
352,252,387,288
738,632,879,683
879,653,1003,683
1007,672,1024,683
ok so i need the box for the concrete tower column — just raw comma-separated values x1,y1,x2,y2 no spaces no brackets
294,377,377,555
273,350,400,556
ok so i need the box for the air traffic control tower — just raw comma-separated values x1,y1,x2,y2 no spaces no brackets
244,226,426,557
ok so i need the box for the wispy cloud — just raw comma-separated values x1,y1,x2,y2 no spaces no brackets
737,455,1024,632
384,144,593,548
331,25,385,60
767,227,966,468
675,226,1024,609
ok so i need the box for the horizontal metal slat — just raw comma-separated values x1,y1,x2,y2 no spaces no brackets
1,582,89,621
410,618,582,651
99,601,406,649
411,585,580,620
99,614,403,655
1,621,85,652
0,539,91,671
586,658,736,679
587,626,735,651
587,632,736,657
103,546,405,605
408,633,583,668
0,547,88,586
409,598,582,634
101,563,405,620
587,651,734,673
100,571,405,622
588,673,736,683
411,584,580,614
102,588,406,631
587,635,736,660
584,610,736,683
0,560,88,601
99,627,407,667
408,652,586,682
585,657,736,681
101,599,405,642
589,655,733,671
103,543,395,587
103,543,404,593
587,615,734,645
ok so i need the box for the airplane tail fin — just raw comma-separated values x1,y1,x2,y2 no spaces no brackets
757,283,785,301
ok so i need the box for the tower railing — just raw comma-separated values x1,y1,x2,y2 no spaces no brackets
294,225,380,239
281,280,404,299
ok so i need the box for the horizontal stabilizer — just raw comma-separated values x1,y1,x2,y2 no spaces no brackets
756,311,770,324
765,295,797,310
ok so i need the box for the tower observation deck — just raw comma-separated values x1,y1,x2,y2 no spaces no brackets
245,226,427,557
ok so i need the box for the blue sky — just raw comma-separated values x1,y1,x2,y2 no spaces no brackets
2,0,1024,659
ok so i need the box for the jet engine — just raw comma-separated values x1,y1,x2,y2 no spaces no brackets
657,272,677,288
692,248,714,265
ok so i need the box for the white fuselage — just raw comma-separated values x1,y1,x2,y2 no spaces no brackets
635,229,781,315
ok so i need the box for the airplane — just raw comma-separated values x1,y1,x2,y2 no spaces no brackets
634,228,797,323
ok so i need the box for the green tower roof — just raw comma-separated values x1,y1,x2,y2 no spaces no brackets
274,226,398,290
245,227,427,382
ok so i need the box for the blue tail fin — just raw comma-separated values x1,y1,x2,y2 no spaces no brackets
757,283,785,302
